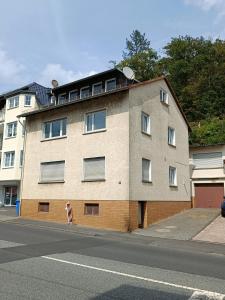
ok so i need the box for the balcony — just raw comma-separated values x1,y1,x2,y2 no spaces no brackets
54,83,129,106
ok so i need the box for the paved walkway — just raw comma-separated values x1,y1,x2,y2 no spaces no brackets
0,207,18,221
193,215,225,244
134,209,220,240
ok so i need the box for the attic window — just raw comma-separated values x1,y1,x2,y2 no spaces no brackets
160,89,168,104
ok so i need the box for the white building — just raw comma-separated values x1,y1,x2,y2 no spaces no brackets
0,83,50,206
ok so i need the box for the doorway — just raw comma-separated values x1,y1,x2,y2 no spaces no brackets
138,201,146,228
4,186,17,206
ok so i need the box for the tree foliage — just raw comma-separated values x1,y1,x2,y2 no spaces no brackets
114,32,225,145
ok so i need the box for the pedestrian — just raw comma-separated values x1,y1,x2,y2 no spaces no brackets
65,202,73,224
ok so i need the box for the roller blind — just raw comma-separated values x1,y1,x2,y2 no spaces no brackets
193,152,222,169
40,161,65,182
84,157,105,180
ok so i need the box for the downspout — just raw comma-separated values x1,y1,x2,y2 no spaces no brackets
17,117,27,216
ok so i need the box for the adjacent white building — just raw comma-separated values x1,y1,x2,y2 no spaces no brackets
0,83,50,206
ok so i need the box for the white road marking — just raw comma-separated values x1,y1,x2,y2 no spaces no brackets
42,255,225,298
189,291,224,299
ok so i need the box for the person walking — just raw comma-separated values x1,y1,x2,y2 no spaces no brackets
65,202,73,224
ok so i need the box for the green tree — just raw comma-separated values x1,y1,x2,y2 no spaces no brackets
116,30,158,81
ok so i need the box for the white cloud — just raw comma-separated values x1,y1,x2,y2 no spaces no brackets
185,0,225,16
38,63,96,86
0,47,25,85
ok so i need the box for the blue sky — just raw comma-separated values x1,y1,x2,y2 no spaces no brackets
0,0,224,93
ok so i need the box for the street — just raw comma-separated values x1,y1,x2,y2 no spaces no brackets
0,221,225,299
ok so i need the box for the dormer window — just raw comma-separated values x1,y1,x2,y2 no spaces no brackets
105,78,116,92
92,82,102,95
58,93,66,104
80,86,90,99
24,95,31,106
8,96,19,109
69,90,79,101
160,88,168,104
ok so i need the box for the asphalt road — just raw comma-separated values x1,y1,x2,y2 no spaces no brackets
0,221,225,299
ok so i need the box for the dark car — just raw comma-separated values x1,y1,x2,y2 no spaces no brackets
221,199,225,217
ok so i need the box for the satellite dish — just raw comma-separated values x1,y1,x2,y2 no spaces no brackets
51,79,59,88
122,67,135,80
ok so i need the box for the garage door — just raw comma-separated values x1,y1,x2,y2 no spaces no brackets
194,183,224,208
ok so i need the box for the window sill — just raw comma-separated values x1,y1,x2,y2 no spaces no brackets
142,180,152,184
142,131,151,137
24,105,32,107
8,106,19,110
82,179,106,182
169,184,178,188
84,214,100,217
83,129,107,135
5,136,16,140
2,166,14,169
41,136,67,142
160,101,169,107
168,143,176,148
38,181,65,184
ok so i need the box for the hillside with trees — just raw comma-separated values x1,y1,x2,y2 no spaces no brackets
114,30,225,145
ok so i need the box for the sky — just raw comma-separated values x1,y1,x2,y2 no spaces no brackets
0,0,224,93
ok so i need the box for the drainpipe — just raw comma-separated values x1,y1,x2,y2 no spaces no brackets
17,117,27,216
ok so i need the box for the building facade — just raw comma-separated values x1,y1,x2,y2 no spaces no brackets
190,144,225,208
19,69,191,231
0,83,50,206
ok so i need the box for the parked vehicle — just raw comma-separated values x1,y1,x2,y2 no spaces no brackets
221,198,225,217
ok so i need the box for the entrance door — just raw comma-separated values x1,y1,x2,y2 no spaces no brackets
138,201,146,228
4,187,17,206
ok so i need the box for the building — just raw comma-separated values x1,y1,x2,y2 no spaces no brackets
0,83,50,206
19,69,191,231
190,144,225,208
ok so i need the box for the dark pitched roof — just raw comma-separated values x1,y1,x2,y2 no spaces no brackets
0,82,51,105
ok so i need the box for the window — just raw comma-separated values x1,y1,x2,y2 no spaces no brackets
38,202,49,212
69,90,79,101
6,122,17,138
84,203,99,215
83,157,105,181
193,152,222,169
142,159,151,182
85,110,106,133
8,96,19,109
80,86,90,99
20,150,24,167
141,112,151,135
43,118,67,139
40,161,65,182
24,95,31,106
92,82,102,95
168,127,175,146
58,94,66,104
105,78,116,91
4,151,15,168
169,166,177,186
160,89,168,104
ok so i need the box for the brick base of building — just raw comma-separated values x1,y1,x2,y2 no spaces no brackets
21,199,191,232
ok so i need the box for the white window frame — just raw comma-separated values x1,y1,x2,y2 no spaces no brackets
83,156,105,181
3,151,15,168
8,96,19,109
85,109,106,133
92,82,103,96
105,78,116,92
6,121,17,138
80,86,90,99
141,112,151,135
169,166,177,186
160,88,169,104
42,118,67,140
69,89,79,101
24,94,32,106
168,127,176,146
142,158,151,182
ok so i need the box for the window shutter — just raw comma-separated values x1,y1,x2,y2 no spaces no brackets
41,161,65,182
193,152,222,169
84,157,105,180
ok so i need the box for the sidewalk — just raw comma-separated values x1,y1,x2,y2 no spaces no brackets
134,208,220,240
0,207,18,221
